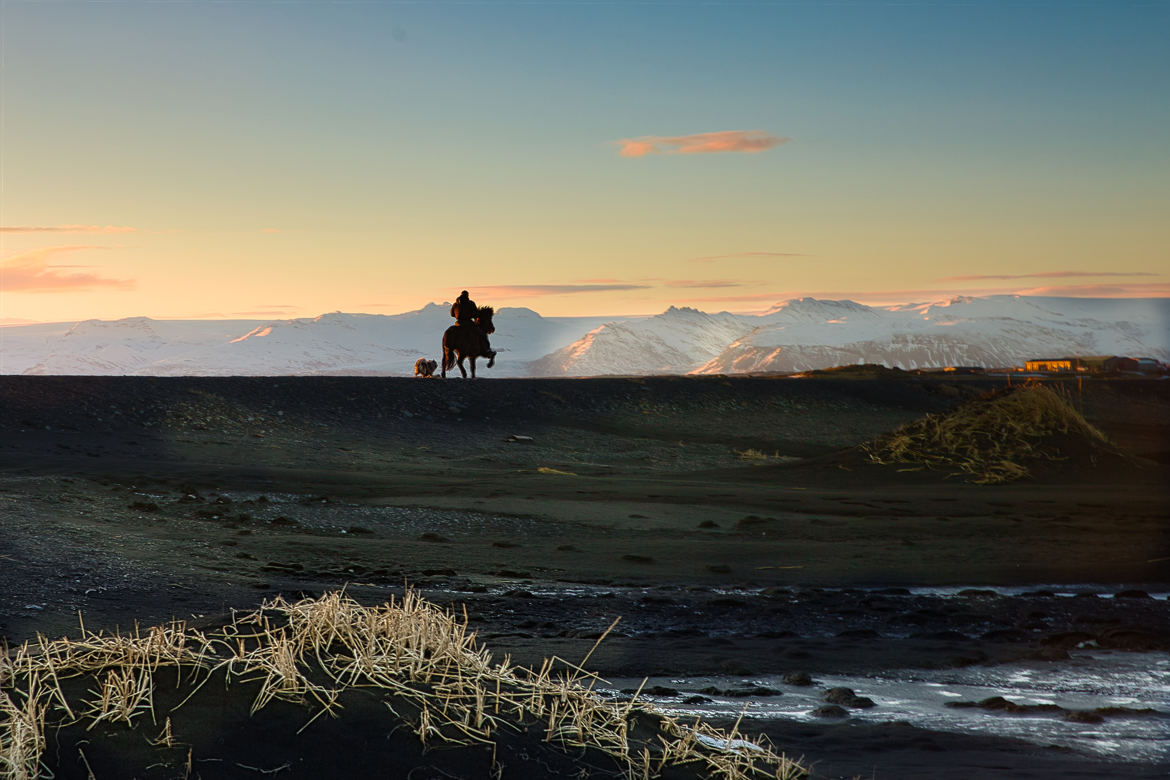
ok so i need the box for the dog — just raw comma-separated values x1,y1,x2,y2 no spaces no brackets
414,358,438,378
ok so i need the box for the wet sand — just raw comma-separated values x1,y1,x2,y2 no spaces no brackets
1,374,1168,778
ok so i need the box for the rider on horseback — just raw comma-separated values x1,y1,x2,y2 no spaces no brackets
451,290,495,361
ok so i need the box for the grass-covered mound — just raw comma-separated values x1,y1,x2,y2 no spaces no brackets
862,384,1118,484
1,590,805,780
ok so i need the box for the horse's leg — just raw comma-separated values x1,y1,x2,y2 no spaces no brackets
457,354,468,379
441,346,448,378
469,356,476,379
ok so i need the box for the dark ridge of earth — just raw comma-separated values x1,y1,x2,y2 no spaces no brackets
1,374,1168,779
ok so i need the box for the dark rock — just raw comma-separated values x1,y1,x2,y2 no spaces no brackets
1095,706,1157,717
1097,627,1169,651
724,686,781,698
1114,590,1151,599
1064,710,1105,724
493,569,531,578
782,671,814,687
823,687,876,708
812,705,849,718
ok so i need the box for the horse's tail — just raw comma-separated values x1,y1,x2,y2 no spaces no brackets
441,327,456,374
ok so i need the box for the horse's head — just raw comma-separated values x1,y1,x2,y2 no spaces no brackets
476,305,495,334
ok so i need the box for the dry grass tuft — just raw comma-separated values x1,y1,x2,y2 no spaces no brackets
862,384,1113,484
1,590,806,779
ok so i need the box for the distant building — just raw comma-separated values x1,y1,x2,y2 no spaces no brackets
1135,357,1168,374
1025,355,1161,375
1025,358,1080,373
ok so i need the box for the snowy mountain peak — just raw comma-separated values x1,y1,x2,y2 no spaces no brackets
3,297,1167,377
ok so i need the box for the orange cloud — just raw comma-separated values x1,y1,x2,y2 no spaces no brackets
0,224,135,234
616,131,788,157
1,246,133,292
1014,282,1170,297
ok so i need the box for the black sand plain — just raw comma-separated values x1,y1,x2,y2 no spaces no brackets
1,373,1168,778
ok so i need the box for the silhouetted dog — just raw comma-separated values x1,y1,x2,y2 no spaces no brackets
414,358,438,378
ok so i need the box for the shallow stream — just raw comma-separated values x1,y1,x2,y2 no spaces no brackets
604,651,1170,764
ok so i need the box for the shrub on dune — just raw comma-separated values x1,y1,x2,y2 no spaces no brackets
862,384,1118,484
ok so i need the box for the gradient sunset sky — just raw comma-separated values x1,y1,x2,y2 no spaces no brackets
2,0,1167,324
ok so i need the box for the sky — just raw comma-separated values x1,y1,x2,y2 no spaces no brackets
1,0,1168,324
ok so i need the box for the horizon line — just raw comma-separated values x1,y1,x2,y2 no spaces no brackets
5,292,1169,328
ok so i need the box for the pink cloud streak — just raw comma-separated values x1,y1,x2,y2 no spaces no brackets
691,251,807,263
1,246,134,292
674,282,1170,308
937,270,1157,282
470,284,650,297
1,224,135,234
616,130,788,157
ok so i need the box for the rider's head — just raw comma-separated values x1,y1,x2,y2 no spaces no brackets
460,290,469,299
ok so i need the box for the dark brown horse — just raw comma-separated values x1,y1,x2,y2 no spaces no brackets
441,305,496,378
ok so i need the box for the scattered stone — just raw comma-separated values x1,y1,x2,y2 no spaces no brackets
812,705,849,718
724,686,781,698
823,687,875,709
419,532,450,543
493,569,532,579
1095,706,1157,717
1114,590,1152,599
782,671,814,687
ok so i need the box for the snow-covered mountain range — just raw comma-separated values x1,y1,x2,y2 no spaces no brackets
2,296,1167,377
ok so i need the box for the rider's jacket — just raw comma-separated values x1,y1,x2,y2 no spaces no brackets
451,298,479,325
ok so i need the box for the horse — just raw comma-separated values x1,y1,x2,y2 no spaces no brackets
441,305,496,379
